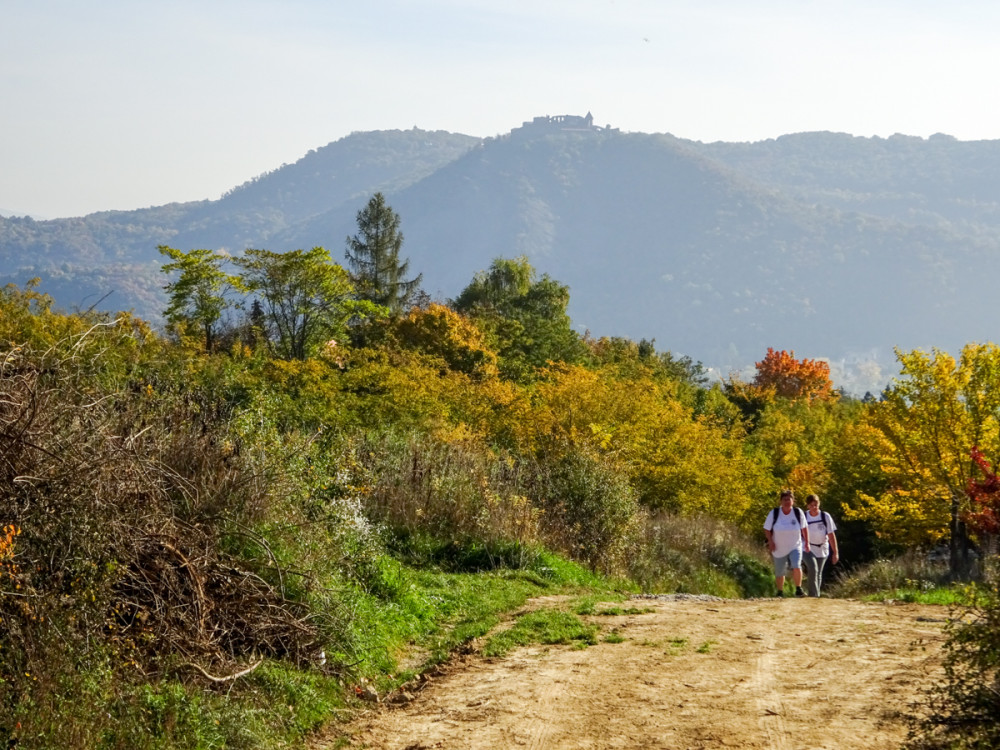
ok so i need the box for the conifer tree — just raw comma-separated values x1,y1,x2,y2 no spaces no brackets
345,193,423,315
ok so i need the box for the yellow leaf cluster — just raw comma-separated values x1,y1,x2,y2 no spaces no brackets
394,303,499,379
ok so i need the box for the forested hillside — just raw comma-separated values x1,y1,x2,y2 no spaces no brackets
6,121,1000,391
0,129,478,318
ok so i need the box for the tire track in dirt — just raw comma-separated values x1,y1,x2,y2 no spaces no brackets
323,597,948,750
749,631,790,750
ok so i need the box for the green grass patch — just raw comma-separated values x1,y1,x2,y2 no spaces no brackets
332,547,618,678
482,610,600,657
10,667,343,750
696,640,716,654
104,665,346,749
570,593,635,616
663,636,689,655
862,585,968,606
593,605,654,616
602,632,626,644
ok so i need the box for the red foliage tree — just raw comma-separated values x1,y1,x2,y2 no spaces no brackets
966,446,1000,536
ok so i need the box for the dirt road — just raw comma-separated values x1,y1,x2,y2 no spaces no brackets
326,595,949,750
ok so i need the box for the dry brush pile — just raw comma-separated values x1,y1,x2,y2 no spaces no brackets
0,333,335,731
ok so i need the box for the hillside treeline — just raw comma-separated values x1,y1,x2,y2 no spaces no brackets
11,127,1000,385
2,221,999,745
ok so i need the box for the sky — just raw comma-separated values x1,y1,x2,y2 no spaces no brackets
4,0,1000,218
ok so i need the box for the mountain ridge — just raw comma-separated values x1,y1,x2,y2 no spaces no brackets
3,120,1000,393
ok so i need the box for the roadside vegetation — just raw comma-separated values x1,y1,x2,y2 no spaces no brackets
2,195,998,748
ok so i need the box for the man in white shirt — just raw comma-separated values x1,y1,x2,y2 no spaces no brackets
763,490,809,597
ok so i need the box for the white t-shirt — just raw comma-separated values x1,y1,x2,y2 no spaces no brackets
806,510,837,558
763,507,807,558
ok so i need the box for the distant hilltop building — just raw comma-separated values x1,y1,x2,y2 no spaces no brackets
513,112,618,136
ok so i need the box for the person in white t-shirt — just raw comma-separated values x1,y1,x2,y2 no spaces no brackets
802,494,839,597
762,490,809,597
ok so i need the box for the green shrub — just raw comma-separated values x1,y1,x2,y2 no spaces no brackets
829,550,952,599
629,512,772,597
907,579,1000,750
537,448,642,575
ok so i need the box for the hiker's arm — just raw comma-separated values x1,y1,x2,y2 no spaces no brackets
829,532,839,564
764,529,775,552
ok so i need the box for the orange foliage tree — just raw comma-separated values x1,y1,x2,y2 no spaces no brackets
752,347,835,402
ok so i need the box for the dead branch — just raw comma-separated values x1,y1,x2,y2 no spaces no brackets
180,658,264,683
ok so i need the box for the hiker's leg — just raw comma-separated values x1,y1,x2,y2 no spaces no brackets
810,555,827,596
803,553,817,595
773,554,789,594
788,548,803,588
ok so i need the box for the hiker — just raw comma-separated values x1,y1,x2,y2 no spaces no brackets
802,494,839,597
763,489,809,597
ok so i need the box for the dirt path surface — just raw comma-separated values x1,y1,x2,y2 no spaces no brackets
325,596,949,750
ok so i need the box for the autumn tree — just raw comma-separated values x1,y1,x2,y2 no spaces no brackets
751,347,835,401
514,362,775,528
845,344,1000,578
965,446,1000,550
583,335,707,387
721,348,868,545
345,192,422,315
393,303,499,379
158,246,241,352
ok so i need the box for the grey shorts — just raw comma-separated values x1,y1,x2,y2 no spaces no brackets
772,547,803,577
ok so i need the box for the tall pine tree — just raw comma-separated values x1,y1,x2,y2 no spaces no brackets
345,193,423,315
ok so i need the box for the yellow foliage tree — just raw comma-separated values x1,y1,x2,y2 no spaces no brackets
845,344,1000,564
393,303,499,379
516,363,774,528
745,398,852,499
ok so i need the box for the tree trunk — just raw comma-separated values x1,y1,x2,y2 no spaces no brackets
949,495,972,581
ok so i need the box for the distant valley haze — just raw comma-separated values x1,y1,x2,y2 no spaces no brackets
3,115,1000,395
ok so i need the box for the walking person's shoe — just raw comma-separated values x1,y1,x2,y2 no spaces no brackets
775,590,784,597
795,587,806,597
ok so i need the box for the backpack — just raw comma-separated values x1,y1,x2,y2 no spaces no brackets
769,506,805,527
807,510,833,535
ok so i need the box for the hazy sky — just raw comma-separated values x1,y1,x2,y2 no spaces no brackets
4,0,1000,218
